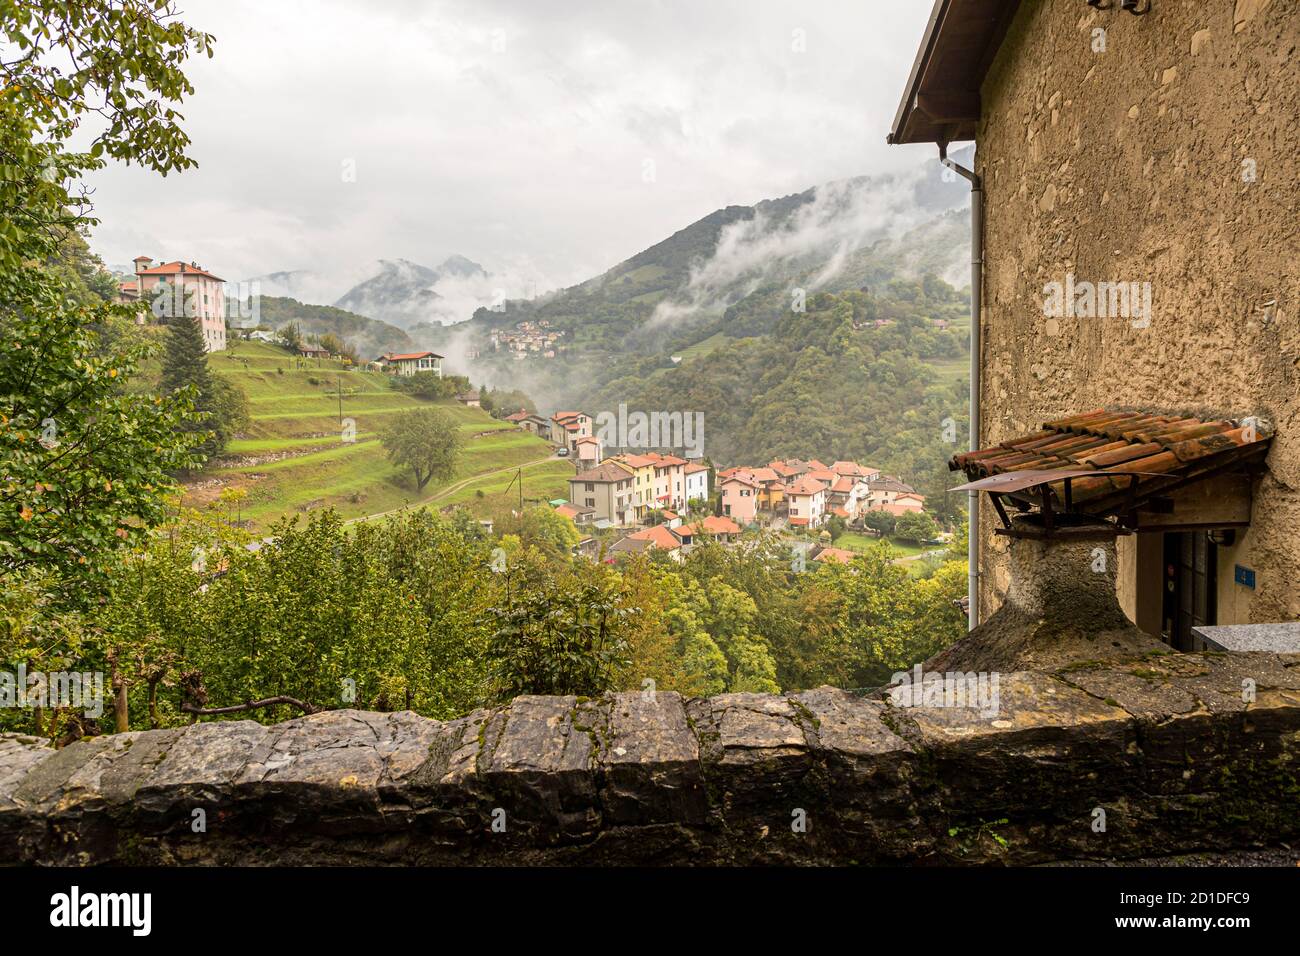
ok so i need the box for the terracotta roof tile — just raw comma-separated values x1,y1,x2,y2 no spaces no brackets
952,409,1273,514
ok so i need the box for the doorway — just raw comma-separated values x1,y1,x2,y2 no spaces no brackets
1161,531,1217,651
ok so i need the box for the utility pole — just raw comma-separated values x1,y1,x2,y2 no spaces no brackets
337,376,343,423
504,467,524,514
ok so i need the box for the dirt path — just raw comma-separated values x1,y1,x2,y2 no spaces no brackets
344,454,562,526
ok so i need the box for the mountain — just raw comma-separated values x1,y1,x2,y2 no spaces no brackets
333,259,444,328
240,255,491,330
459,147,973,353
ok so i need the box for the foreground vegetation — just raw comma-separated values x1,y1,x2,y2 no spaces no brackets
1,505,966,740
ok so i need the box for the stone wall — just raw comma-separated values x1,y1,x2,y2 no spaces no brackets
973,0,1300,622
3,651,1299,865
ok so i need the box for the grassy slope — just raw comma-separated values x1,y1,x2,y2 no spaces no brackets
190,341,570,529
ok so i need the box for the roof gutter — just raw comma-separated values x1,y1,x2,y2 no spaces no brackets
940,143,983,631
887,0,950,145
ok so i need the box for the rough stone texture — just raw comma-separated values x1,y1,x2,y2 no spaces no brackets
973,0,1300,625
929,528,1166,671
3,655,1299,865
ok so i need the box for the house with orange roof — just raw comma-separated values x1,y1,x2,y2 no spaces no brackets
568,461,635,526
877,492,927,517
505,409,551,438
649,453,688,511
551,411,593,453
608,523,684,561
720,472,759,525
830,461,881,481
574,435,603,465
606,453,658,518
377,350,444,377
678,514,742,544
812,545,857,564
773,459,812,478
785,476,828,529
554,503,597,526
124,256,228,351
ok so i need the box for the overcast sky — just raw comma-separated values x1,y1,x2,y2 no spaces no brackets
85,0,936,291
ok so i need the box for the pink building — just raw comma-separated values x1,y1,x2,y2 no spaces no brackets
650,454,688,511
126,257,227,352
720,473,759,525
575,435,602,465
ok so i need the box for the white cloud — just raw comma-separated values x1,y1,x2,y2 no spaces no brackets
83,0,937,293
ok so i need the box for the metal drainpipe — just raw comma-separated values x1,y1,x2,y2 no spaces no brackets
940,143,982,630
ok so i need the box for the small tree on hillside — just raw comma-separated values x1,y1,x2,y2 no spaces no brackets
380,408,462,491
161,311,221,461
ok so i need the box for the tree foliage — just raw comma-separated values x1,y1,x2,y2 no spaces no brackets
0,0,214,588
379,407,462,491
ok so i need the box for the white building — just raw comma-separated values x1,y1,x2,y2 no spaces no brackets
684,461,710,508
378,351,443,377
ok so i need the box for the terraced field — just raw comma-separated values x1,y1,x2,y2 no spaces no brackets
186,341,570,529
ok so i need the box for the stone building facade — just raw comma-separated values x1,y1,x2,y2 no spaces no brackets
892,0,1298,638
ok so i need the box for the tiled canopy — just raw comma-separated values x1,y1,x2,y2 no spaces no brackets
951,409,1272,515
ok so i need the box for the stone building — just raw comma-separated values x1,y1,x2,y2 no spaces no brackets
889,0,1297,642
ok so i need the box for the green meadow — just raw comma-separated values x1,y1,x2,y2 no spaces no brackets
189,340,562,528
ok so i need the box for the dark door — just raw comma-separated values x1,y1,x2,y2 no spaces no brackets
1162,531,1217,650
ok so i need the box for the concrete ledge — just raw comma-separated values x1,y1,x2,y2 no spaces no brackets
2,652,1299,865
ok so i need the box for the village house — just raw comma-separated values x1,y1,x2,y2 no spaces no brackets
888,0,1295,642
551,411,593,453
504,408,551,437
719,472,759,525
608,453,658,519
864,476,924,514
825,474,864,522
122,257,227,351
603,452,689,516
677,514,742,545
608,523,683,561
455,392,481,408
554,502,597,526
785,476,828,529
574,435,603,465
684,461,710,507
377,351,443,377
812,545,857,565
567,461,635,527
831,461,881,482
650,453,688,512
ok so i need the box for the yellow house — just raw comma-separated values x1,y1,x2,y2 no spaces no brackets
604,454,657,518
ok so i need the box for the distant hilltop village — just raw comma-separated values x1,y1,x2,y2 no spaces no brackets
488,320,567,360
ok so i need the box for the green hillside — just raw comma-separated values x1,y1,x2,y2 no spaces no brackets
189,340,569,528
250,295,413,358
